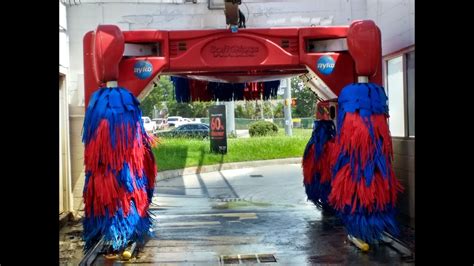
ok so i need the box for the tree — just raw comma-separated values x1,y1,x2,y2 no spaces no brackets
140,76,175,117
140,90,158,117
141,76,217,118
263,101,274,118
168,102,193,117
273,102,284,118
290,77,317,117
235,104,245,118
191,101,213,117
242,100,257,119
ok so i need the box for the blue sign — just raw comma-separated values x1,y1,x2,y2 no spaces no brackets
134,60,153,80
317,56,335,75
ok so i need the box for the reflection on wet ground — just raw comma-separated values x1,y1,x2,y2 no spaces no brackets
91,164,414,265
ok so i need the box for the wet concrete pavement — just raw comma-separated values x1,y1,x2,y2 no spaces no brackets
93,164,414,265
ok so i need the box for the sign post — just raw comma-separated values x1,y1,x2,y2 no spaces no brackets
209,105,227,154
283,78,293,136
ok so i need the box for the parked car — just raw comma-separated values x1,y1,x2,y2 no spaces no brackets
152,118,168,130
141,116,157,133
167,116,192,128
155,123,209,138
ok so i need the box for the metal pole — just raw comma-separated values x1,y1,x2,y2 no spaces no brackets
283,78,293,136
225,100,235,136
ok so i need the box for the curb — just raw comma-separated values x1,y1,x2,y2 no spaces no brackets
157,157,302,181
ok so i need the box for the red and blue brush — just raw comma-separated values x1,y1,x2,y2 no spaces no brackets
329,82,403,244
302,100,337,212
82,85,157,253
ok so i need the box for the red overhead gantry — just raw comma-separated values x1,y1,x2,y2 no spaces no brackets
81,19,403,254
83,20,381,106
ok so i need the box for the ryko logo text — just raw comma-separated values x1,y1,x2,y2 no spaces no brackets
317,56,335,75
134,60,153,80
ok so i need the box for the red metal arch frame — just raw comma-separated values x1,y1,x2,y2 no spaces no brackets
83,20,382,106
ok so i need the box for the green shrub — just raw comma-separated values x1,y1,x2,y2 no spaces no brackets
249,121,278,137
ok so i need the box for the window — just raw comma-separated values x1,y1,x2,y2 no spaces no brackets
387,56,405,137
384,48,415,138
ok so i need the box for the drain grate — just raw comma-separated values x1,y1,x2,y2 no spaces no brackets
221,254,276,264
250,174,263,178
221,255,240,264
257,254,277,263
240,254,258,263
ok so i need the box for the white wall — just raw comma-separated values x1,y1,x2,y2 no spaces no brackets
60,2,69,71
366,0,415,55
365,0,415,223
65,0,368,106
65,0,414,106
